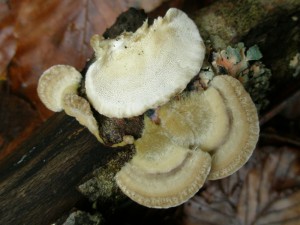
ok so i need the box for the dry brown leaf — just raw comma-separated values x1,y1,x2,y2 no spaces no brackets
183,146,300,225
0,3,17,80
8,0,128,119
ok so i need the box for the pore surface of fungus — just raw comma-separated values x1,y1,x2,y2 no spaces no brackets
85,8,205,118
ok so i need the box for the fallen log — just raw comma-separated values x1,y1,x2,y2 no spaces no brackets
0,112,131,225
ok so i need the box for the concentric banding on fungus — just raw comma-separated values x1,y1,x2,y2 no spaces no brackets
208,75,259,180
132,119,189,174
116,148,211,208
37,65,82,112
85,8,205,118
158,87,229,151
115,117,211,208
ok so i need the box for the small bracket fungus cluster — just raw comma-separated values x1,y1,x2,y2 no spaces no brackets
116,75,259,208
37,8,260,209
37,65,102,142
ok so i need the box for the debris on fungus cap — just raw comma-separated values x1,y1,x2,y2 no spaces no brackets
63,94,102,143
208,75,259,180
85,8,205,118
37,65,82,112
115,118,211,208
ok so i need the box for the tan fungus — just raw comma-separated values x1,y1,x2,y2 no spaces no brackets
116,118,211,208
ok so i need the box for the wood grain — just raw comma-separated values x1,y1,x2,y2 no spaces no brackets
0,112,131,225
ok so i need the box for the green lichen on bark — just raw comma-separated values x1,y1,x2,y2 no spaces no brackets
193,0,300,108
63,211,103,225
193,0,300,49
192,0,265,49
211,43,271,111
78,146,134,210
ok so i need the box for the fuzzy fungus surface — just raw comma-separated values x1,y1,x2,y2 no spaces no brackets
116,75,259,208
116,118,212,208
85,8,205,118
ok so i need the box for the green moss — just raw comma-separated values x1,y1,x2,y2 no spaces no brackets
192,0,300,49
78,146,134,206
63,211,103,225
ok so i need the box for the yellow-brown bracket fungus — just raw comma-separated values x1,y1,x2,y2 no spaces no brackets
208,75,259,180
37,65,102,142
116,75,259,208
85,8,205,118
116,118,211,208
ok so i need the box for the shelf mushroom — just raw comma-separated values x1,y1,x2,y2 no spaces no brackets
115,118,211,208
158,87,229,150
116,75,259,208
85,8,205,118
37,65,103,142
207,75,259,180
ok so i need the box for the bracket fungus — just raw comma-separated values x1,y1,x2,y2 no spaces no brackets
37,8,260,209
158,87,229,151
207,75,259,180
116,75,259,208
37,65,102,142
116,118,211,208
37,65,82,112
85,8,205,118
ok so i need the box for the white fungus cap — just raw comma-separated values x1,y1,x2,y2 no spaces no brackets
37,65,82,112
85,8,205,118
